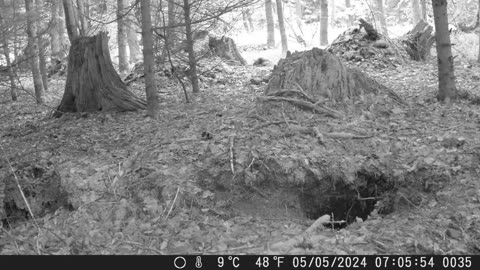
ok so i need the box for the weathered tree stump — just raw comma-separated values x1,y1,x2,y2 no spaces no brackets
53,32,146,118
400,20,435,61
266,48,404,105
208,35,247,65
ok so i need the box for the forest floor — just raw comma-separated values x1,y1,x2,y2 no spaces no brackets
1,44,480,255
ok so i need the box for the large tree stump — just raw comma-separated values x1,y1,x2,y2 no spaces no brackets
400,20,435,61
53,32,146,117
266,48,404,104
208,35,247,65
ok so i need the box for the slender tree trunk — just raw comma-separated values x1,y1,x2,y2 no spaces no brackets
39,38,49,91
167,0,176,43
77,0,89,35
183,0,200,93
50,0,61,59
375,0,388,36
295,0,302,28
319,0,328,46
246,9,254,31
432,0,456,102
126,0,140,64
420,0,427,20
329,0,335,26
0,0,17,101
25,0,45,104
117,0,129,73
477,0,480,63
63,0,79,41
140,0,160,118
265,0,275,47
58,0,67,50
345,0,353,25
412,0,422,24
276,0,288,56
242,9,250,32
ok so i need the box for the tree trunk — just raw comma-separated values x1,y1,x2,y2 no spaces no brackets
39,38,49,91
319,0,328,46
0,0,17,101
412,0,422,25
140,0,160,118
63,0,79,41
375,0,388,37
420,0,427,20
77,0,89,35
167,0,176,45
276,0,288,56
265,0,275,48
295,0,302,28
183,0,200,93
432,0,456,102
242,9,251,32
25,0,45,104
50,0,61,60
58,0,67,50
54,32,146,117
127,0,140,64
117,0,129,73
478,0,480,63
329,0,335,26
246,8,254,31
345,0,353,26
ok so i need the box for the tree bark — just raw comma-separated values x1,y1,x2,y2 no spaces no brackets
76,0,89,35
54,32,145,117
266,48,404,106
242,8,251,32
420,0,427,20
375,0,388,37
63,0,79,41
329,0,335,26
58,0,67,50
117,0,129,73
140,0,160,118
50,0,61,60
126,0,140,64
39,38,49,91
25,0,45,104
183,0,200,93
478,0,480,63
276,0,288,56
412,0,422,25
345,0,353,26
319,0,328,46
431,0,456,102
265,0,275,48
295,0,302,28
0,0,17,101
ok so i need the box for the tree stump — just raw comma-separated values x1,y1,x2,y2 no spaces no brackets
400,20,435,61
266,48,404,104
53,32,146,118
208,35,247,65
359,18,379,41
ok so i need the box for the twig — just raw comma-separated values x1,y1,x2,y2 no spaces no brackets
229,135,235,174
164,187,180,221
